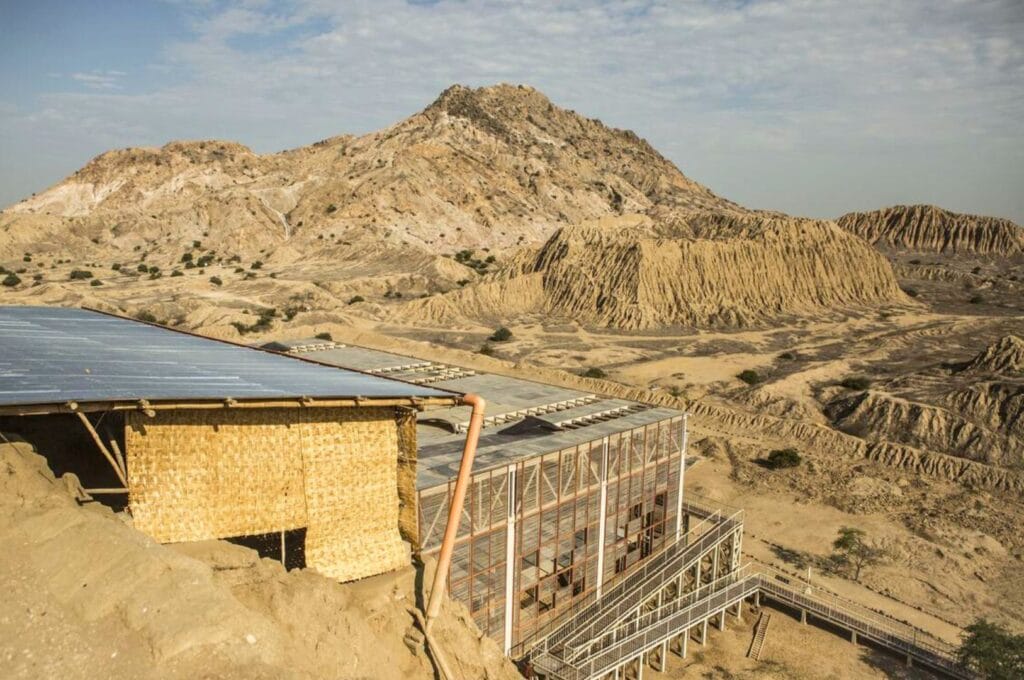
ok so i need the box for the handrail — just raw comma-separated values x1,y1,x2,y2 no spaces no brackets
556,510,742,655
535,568,968,680
527,501,734,654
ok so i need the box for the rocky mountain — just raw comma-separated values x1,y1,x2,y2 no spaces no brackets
0,83,909,333
0,84,737,266
836,204,1024,256
397,212,909,330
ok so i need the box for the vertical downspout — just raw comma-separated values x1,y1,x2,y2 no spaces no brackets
425,393,486,627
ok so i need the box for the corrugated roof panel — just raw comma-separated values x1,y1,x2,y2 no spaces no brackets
0,307,457,407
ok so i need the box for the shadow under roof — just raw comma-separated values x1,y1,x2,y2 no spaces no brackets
0,307,458,411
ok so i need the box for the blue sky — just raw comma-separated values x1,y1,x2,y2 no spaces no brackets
1,0,1022,222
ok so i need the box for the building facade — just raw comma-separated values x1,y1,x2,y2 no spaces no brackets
267,340,688,652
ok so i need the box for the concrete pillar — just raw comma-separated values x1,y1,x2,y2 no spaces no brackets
906,654,913,668
753,591,760,609
800,609,807,625
681,630,688,658
718,609,726,631
701,620,708,646
636,655,644,680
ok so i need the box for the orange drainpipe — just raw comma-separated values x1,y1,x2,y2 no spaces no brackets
425,393,486,629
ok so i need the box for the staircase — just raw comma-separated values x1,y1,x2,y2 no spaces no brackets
747,611,771,660
525,497,971,680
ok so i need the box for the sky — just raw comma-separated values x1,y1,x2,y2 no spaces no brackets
1,0,1022,222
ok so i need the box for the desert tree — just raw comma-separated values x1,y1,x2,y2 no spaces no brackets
831,527,886,581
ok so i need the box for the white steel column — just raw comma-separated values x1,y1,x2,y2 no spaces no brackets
674,414,689,540
502,464,517,655
596,437,610,598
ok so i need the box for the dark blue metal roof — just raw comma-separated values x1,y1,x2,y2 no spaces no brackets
0,306,458,408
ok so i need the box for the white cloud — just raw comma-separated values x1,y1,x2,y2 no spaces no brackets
2,0,1023,221
69,70,127,89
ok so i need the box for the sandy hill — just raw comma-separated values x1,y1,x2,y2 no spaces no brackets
0,84,737,267
396,212,910,330
836,204,1024,256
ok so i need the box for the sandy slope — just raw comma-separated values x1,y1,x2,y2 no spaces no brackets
0,438,519,680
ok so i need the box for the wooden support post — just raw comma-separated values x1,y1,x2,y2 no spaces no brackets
108,438,127,482
74,410,128,487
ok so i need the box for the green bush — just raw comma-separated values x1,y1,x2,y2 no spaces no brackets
737,369,762,385
250,260,263,270
478,343,496,357
315,332,333,341
171,270,183,277
839,376,871,390
112,263,122,271
763,448,802,469
181,252,193,263
581,367,608,379
489,327,513,342
69,269,94,280
347,295,365,305
969,294,985,304
90,279,103,286
137,263,149,273
135,311,158,323
2,273,21,287
957,618,1024,679
326,204,337,214
901,286,919,298
209,276,223,286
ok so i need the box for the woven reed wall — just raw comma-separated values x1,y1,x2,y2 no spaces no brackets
126,406,409,582
395,407,420,548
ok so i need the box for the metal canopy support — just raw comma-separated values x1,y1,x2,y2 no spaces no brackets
596,437,610,598
503,464,517,655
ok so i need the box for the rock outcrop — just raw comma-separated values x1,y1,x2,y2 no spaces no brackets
958,335,1024,374
825,390,1023,467
836,204,1024,256
400,213,910,329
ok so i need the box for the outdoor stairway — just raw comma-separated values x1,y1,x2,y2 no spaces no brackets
526,498,970,680
747,611,771,660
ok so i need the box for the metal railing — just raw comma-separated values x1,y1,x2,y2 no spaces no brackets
553,509,742,656
530,498,741,656
527,496,969,680
533,569,969,680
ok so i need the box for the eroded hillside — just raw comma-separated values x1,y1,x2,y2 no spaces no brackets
837,204,1024,256
397,213,910,329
